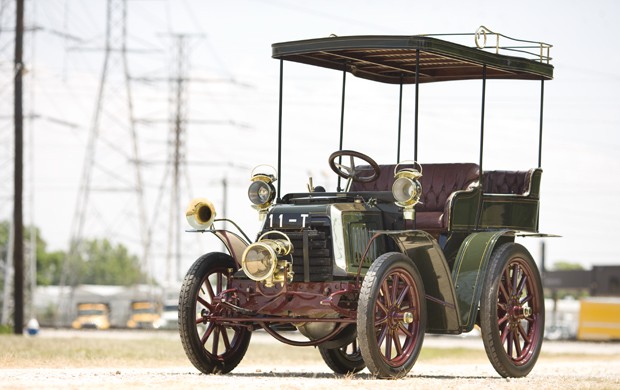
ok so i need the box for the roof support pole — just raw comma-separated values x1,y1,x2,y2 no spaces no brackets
413,49,420,161
474,64,488,231
538,79,545,168
276,59,283,202
397,76,403,162
479,64,487,174
337,67,347,192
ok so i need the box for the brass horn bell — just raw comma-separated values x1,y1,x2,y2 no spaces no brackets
185,198,216,229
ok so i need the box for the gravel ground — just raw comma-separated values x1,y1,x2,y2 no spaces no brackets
2,330,619,389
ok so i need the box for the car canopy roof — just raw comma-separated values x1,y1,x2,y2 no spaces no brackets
272,34,553,84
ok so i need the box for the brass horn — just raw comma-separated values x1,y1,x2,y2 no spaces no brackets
185,198,216,229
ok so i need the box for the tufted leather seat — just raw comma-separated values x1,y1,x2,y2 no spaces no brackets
483,170,533,195
350,163,480,231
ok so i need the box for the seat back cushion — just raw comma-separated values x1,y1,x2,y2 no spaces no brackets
416,163,480,212
350,162,479,211
483,170,532,195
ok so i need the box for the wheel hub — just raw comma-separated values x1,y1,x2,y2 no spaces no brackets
386,306,415,328
506,295,532,328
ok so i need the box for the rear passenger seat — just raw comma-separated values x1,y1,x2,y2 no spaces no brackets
350,163,480,232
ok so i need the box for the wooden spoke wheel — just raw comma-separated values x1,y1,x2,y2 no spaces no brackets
319,338,366,375
178,252,251,374
357,252,426,378
480,243,545,378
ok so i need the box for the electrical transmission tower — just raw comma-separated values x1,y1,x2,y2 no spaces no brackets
165,33,190,284
62,0,149,289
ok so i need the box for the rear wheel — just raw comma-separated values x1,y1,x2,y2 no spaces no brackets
357,252,426,378
179,252,251,374
480,243,544,377
319,338,365,374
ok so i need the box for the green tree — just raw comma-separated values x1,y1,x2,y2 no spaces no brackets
552,261,585,271
1,221,149,286
75,238,147,285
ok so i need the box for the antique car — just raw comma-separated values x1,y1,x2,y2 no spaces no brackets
178,27,554,379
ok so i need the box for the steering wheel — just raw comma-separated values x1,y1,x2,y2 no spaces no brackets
328,150,381,183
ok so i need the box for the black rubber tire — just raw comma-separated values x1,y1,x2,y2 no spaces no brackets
480,243,544,378
319,338,366,375
178,252,251,374
357,252,426,379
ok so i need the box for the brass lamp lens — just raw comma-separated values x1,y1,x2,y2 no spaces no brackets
393,177,415,203
248,181,274,206
243,245,275,281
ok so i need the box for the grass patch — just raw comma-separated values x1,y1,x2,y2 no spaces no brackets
6,331,606,371
0,324,13,334
0,334,188,368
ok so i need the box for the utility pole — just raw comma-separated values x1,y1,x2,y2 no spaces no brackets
13,0,24,335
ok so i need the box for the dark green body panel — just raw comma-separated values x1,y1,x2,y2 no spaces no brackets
376,231,461,334
341,211,384,274
480,169,543,232
479,197,539,231
449,188,481,231
451,230,515,331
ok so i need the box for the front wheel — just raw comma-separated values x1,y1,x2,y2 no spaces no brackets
480,243,544,378
178,252,251,374
357,252,426,378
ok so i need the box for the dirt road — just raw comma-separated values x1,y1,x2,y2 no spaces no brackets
2,330,619,389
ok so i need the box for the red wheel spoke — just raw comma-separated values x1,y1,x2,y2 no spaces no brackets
197,295,212,310
498,313,509,327
503,268,512,293
516,273,528,297
513,331,522,358
203,279,216,301
398,321,413,338
375,314,389,326
221,327,232,350
216,273,224,295
212,326,221,356
385,331,393,360
500,322,510,344
381,280,392,305
506,331,514,357
511,265,520,292
377,323,388,347
498,280,510,301
376,298,389,315
517,322,531,343
393,329,404,355
396,283,410,306
520,293,533,305
201,322,215,345
391,274,400,305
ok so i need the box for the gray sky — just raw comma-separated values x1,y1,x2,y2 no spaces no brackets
1,0,619,283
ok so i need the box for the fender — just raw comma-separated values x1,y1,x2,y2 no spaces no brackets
366,230,462,334
451,230,515,332
188,229,250,269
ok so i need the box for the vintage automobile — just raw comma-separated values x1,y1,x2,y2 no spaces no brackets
178,27,554,379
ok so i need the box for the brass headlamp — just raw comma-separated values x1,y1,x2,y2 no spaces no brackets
241,231,293,287
392,162,423,220
248,165,277,219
